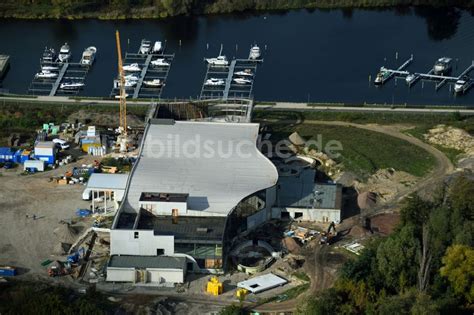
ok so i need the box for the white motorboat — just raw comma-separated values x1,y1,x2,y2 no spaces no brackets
42,65,59,71
405,73,416,85
205,78,225,86
233,77,252,84
454,76,472,94
35,71,58,79
124,74,139,81
151,58,170,67
139,39,152,54
433,57,452,74
124,80,137,87
42,47,57,63
234,69,254,77
143,79,163,87
60,82,85,90
249,45,261,60
152,41,162,53
206,55,229,67
374,67,390,85
123,63,141,72
58,43,71,63
80,46,97,65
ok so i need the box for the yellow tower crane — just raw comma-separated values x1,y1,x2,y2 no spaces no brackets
115,30,128,152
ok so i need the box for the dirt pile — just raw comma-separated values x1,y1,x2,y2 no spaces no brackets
355,168,417,203
425,125,474,156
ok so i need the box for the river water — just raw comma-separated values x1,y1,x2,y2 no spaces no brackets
1,7,474,105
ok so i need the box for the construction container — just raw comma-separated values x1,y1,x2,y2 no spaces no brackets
206,277,223,296
0,266,17,276
0,147,15,163
34,141,56,164
50,126,60,135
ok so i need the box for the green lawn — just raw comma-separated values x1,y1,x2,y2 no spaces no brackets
269,124,436,179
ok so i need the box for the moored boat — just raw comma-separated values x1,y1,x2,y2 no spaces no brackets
433,57,452,75
60,81,85,90
206,55,229,67
35,71,58,79
123,63,141,72
139,39,152,54
143,79,163,87
151,58,170,67
58,43,71,63
234,69,254,77
454,76,472,94
80,46,97,66
233,77,252,84
249,45,261,60
205,78,225,86
152,41,162,53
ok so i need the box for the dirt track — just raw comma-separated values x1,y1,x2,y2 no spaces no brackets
303,121,454,204
253,121,454,313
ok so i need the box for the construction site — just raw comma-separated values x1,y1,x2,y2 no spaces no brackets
1,31,473,314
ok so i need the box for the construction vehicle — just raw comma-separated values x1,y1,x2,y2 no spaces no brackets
67,247,85,264
320,221,337,245
47,261,71,277
206,276,223,296
236,288,248,300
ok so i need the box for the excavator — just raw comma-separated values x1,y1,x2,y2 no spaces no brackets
320,221,337,245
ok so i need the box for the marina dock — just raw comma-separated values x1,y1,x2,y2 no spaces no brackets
200,54,262,100
28,47,95,96
109,43,174,100
377,56,474,94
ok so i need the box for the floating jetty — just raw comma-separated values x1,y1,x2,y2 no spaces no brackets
28,46,96,96
0,55,10,79
109,40,174,99
375,55,474,95
200,46,263,100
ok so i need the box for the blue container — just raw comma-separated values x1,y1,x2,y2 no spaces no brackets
0,267,17,276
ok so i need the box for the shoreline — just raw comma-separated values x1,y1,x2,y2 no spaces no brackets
0,3,473,20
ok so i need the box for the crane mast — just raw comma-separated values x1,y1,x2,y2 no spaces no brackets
115,30,127,137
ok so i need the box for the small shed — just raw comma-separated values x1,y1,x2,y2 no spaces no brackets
34,141,56,164
24,160,45,172
106,255,186,285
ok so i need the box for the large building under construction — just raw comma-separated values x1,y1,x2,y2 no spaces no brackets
107,117,278,284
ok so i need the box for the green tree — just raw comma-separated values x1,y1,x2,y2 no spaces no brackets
376,224,420,292
440,244,474,303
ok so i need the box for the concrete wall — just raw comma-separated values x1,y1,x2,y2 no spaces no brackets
281,207,341,223
110,229,174,256
247,208,269,230
140,201,187,216
106,267,136,282
148,268,185,284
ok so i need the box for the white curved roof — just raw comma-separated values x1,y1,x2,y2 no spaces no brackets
123,120,278,216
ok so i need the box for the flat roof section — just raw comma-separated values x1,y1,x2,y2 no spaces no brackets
237,273,288,294
86,173,129,191
108,255,186,270
140,192,188,203
277,168,341,209
137,210,226,243
122,120,278,216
